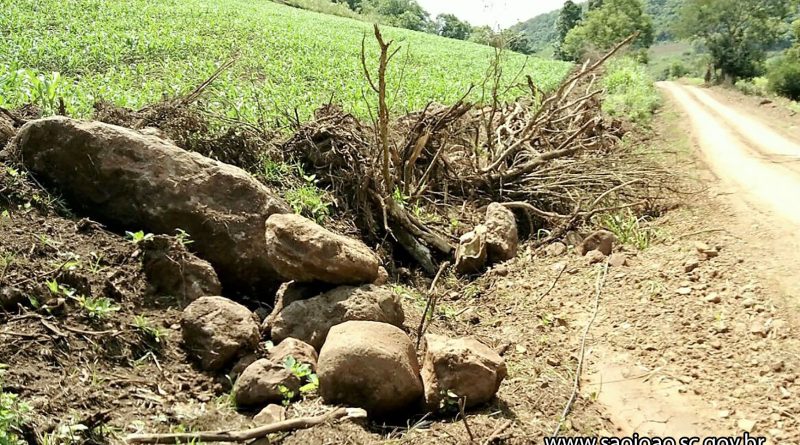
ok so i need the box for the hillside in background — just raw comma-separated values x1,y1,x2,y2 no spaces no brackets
514,0,682,54
510,9,560,54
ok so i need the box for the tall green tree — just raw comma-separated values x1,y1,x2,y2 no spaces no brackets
677,0,795,82
436,13,472,40
555,0,583,60
561,0,654,61
362,0,432,32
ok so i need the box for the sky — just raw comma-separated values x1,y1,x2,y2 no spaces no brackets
416,0,566,29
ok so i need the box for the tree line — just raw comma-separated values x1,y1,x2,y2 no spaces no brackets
332,0,534,53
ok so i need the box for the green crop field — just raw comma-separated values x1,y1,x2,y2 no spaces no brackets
0,0,571,126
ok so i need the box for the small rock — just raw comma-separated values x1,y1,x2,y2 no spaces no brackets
676,287,692,295
181,297,260,371
768,428,784,438
586,250,606,265
230,354,259,381
374,266,390,285
421,334,507,412
318,321,423,416
484,203,518,263
544,242,567,257
268,338,318,371
608,253,627,267
0,286,26,310
261,282,328,337
704,293,721,303
742,299,756,308
271,285,404,350
253,404,286,425
684,258,700,273
143,235,222,303
234,359,300,407
737,418,756,433
772,361,785,373
717,410,730,418
455,225,488,274
578,230,616,256
695,242,719,260
749,320,770,338
265,214,380,285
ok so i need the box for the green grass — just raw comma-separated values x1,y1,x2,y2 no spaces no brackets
0,0,571,126
602,56,661,124
599,210,659,250
0,364,31,445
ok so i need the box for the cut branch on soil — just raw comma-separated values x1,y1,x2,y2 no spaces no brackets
284,32,670,272
125,407,366,444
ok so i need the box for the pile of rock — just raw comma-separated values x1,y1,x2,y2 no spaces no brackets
179,213,507,417
12,116,507,420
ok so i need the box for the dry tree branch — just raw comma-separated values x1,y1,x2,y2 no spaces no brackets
373,24,394,194
125,408,366,444
415,261,451,349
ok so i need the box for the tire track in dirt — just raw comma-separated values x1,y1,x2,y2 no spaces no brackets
658,82,800,228
580,83,800,441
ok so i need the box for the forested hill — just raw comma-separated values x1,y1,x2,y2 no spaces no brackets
513,0,681,53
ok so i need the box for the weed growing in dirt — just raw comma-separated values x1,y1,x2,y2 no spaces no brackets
125,231,153,245
174,229,193,246
0,364,31,445
438,390,462,414
76,296,120,320
278,356,319,406
286,184,331,223
87,252,106,274
133,315,167,345
600,210,659,250
0,0,570,124
261,160,294,184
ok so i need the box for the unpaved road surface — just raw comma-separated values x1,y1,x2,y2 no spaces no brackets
659,82,800,227
574,83,800,442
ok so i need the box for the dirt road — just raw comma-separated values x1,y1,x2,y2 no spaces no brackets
658,82,800,227
573,83,800,442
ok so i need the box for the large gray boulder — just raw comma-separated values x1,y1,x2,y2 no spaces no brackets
318,321,423,416
271,285,404,350
265,214,380,285
13,117,289,293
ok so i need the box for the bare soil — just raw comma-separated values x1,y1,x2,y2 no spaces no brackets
3,85,800,445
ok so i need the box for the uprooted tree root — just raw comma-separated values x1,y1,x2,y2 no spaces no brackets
283,32,675,273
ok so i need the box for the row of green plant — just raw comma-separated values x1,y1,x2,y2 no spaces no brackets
0,0,571,126
602,56,662,124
